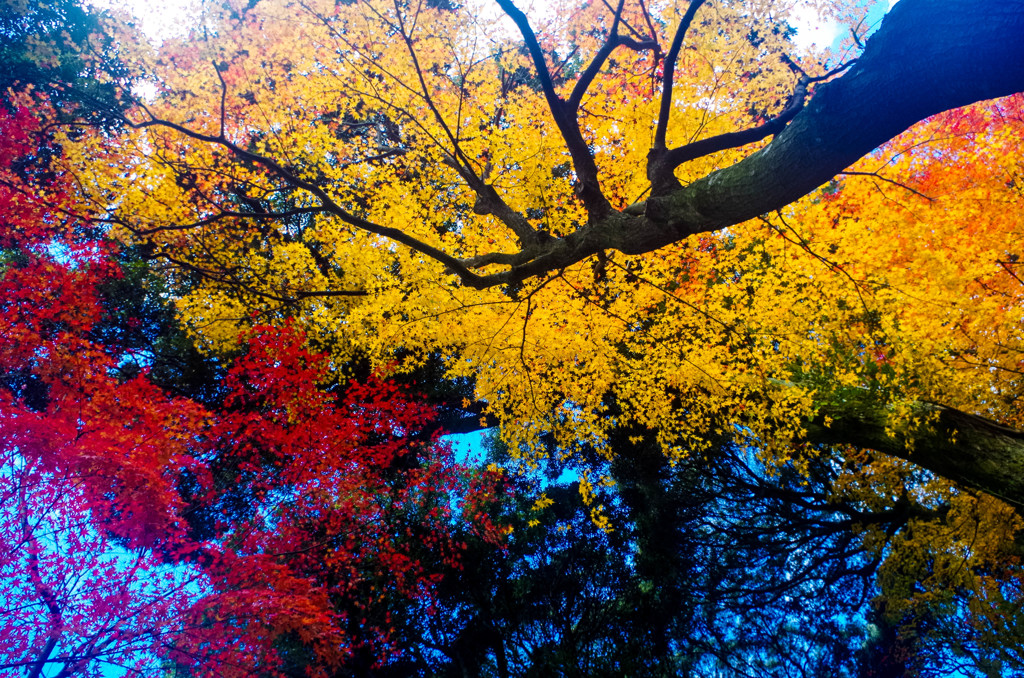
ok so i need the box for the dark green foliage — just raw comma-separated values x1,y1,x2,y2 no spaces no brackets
363,424,898,678
0,0,134,161
94,247,228,405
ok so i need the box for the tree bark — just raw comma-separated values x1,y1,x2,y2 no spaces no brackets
632,0,1024,245
804,400,1024,513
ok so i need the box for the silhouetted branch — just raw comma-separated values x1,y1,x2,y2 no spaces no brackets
839,170,934,201
653,0,706,151
659,59,856,178
495,0,611,218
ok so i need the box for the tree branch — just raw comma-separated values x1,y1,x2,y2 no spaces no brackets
659,76,807,177
124,111,492,287
566,0,627,113
651,59,855,190
213,60,228,138
805,398,1024,513
652,0,706,152
839,170,934,201
440,151,539,245
21,509,63,678
494,0,611,218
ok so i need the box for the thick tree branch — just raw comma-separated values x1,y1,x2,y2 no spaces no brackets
650,60,855,192
805,399,1024,514
566,0,628,113
635,0,1024,245
457,0,1024,287
440,152,539,245
653,77,808,190
652,0,706,152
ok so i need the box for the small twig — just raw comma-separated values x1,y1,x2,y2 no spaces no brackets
839,170,934,202
998,260,1024,287
212,60,228,138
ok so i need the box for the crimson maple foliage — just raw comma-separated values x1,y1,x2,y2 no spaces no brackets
191,324,506,672
0,101,207,676
0,102,506,676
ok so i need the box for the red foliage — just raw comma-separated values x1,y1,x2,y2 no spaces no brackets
0,104,507,677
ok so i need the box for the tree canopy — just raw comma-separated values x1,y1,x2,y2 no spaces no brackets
4,0,1024,674
59,0,1024,499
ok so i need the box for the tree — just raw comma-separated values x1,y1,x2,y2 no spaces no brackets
0,0,135,132
0,97,507,676
10,0,1024,671
371,421,1024,677
52,0,1024,503
0,438,209,678
0,101,213,676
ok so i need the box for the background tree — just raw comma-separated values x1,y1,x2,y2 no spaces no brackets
376,420,1024,678
0,92,508,675
0,440,208,678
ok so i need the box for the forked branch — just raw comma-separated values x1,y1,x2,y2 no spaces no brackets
567,0,658,112
649,57,855,192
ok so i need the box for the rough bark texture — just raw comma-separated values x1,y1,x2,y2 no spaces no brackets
805,401,1024,513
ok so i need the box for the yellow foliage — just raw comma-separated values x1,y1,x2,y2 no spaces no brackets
57,1,1023,447
54,0,1024,630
